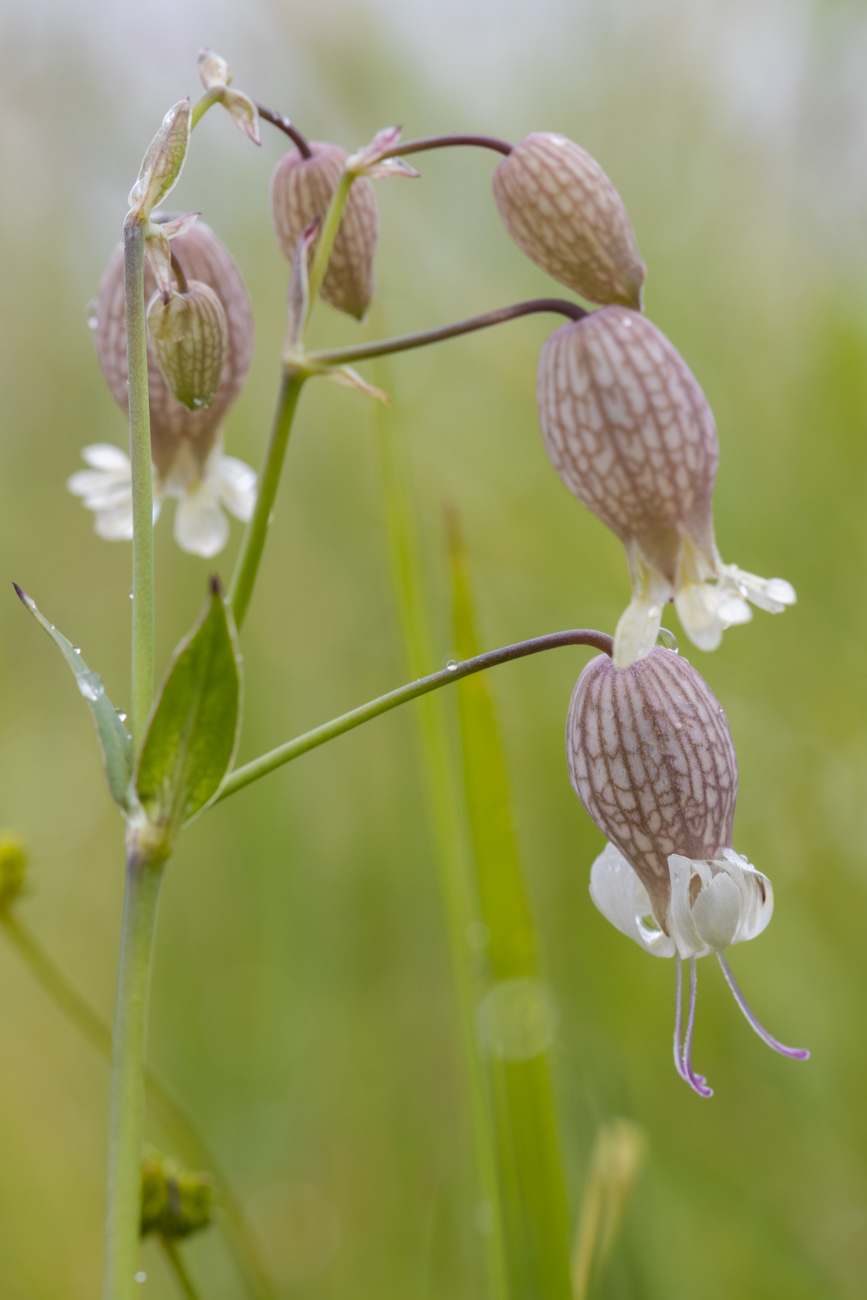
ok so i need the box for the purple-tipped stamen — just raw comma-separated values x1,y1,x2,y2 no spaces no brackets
717,953,809,1061
673,956,712,1097
682,958,713,1097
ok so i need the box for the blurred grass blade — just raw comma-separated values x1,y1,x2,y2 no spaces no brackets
448,513,573,1300
571,1119,647,1300
137,577,241,841
14,583,135,813
371,364,508,1300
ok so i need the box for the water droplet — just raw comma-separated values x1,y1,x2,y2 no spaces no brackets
134,1272,147,1285
465,921,491,950
116,711,127,722
77,672,104,702
72,646,82,654
128,589,134,600
446,659,458,671
86,298,98,330
656,627,678,652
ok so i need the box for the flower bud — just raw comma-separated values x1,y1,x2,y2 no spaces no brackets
537,307,794,666
271,143,378,320
147,282,228,411
492,133,645,309
140,1149,213,1240
127,101,191,223
567,646,737,926
0,836,26,912
94,220,253,480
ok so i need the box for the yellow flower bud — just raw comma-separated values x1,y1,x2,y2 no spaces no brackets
271,143,378,320
140,1149,213,1240
147,282,228,411
492,133,646,309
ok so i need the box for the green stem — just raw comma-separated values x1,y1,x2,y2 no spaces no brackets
104,854,165,1300
0,914,274,1300
190,90,220,130
305,169,353,317
123,219,155,750
306,298,587,369
229,371,306,629
161,1238,202,1300
215,630,611,804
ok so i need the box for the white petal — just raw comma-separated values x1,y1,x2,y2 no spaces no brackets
212,454,257,522
717,849,774,944
173,484,229,557
81,444,131,473
690,873,742,951
613,599,665,669
67,470,131,503
716,563,796,615
674,581,751,653
589,842,675,958
668,854,713,958
93,498,135,540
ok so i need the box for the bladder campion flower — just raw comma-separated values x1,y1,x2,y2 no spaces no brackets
537,306,795,668
70,220,255,557
492,132,646,309
271,141,379,320
567,645,808,1096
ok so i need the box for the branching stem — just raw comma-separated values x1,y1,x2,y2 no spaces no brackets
229,371,306,629
216,630,612,804
307,298,588,369
256,104,313,158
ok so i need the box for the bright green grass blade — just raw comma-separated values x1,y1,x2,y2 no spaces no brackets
448,514,573,1300
372,382,508,1300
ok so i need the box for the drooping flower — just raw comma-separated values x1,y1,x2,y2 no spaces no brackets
492,132,646,309
70,220,256,557
537,306,795,668
271,141,379,320
196,47,261,146
567,644,808,1095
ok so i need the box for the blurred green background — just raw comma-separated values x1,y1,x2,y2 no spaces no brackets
0,0,864,1295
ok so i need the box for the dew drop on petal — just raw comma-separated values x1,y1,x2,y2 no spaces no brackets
656,626,679,652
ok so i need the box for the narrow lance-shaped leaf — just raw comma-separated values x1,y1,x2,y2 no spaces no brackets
447,515,573,1300
136,578,241,844
13,584,134,813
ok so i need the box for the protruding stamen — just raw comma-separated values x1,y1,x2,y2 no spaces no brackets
717,953,809,1061
682,958,713,1097
673,956,688,1081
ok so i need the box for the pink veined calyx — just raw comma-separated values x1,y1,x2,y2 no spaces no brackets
567,644,808,1097
537,307,796,669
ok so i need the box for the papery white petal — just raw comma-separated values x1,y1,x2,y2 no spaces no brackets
675,581,750,653
173,484,229,557
690,873,742,951
67,470,131,502
613,598,665,669
213,454,256,522
668,854,713,958
589,842,675,958
717,849,774,943
93,497,136,540
717,563,796,615
81,444,132,473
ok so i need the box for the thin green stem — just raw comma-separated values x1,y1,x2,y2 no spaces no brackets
124,219,155,750
307,298,588,370
190,90,220,130
229,371,306,630
104,854,165,1300
215,632,610,803
305,169,353,316
161,1238,202,1300
0,913,274,1300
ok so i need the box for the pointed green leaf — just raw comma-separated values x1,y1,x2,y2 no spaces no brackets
14,583,134,813
136,578,241,843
